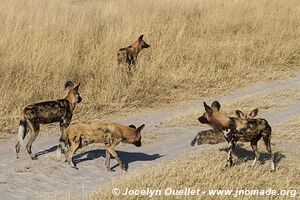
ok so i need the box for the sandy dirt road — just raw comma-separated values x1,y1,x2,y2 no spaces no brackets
0,74,299,200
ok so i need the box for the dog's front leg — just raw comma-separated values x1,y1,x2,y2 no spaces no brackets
58,125,68,154
106,144,126,171
131,55,137,66
226,141,235,168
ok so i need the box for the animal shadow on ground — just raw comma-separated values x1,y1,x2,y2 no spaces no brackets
35,145,58,157
72,149,163,170
219,144,286,167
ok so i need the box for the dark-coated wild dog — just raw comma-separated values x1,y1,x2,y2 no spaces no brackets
15,81,82,160
198,101,275,171
61,122,145,171
191,109,259,146
117,34,150,71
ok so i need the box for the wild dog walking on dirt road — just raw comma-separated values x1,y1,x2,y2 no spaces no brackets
15,81,82,160
191,108,259,146
198,101,275,171
117,34,150,71
61,122,145,171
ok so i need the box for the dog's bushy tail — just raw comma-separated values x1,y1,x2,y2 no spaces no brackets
17,117,27,146
191,132,201,146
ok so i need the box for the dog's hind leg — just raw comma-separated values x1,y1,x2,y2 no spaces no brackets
263,133,275,172
57,125,69,158
250,141,260,167
105,145,113,171
26,122,39,160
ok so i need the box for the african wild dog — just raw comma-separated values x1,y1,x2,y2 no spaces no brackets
191,108,259,146
15,81,82,160
198,101,275,171
61,122,145,171
117,34,150,71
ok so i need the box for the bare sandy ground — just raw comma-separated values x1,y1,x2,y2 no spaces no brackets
0,74,299,200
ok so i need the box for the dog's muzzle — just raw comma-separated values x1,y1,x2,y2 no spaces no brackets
198,116,209,124
134,140,141,147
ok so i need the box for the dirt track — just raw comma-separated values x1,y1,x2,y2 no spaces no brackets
0,74,299,200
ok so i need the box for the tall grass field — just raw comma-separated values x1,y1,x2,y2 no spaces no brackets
0,0,299,132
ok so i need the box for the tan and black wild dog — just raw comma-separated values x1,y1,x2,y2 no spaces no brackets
198,101,275,171
15,81,82,160
61,122,145,171
117,34,150,71
191,108,259,146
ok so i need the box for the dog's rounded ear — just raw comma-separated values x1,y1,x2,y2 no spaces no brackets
249,108,258,118
203,102,212,115
211,101,221,111
65,81,74,90
138,34,144,41
136,124,145,133
235,110,244,118
129,125,136,129
73,83,81,92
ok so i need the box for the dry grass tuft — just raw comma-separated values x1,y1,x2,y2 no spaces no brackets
0,0,300,133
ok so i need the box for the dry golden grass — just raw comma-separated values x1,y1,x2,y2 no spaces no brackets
88,152,298,200
163,88,300,127
273,118,300,141
1,0,300,134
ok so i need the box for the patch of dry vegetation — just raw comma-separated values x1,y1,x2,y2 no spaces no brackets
87,147,299,200
273,118,300,141
0,0,300,134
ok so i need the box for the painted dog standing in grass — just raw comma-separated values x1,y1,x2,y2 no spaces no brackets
61,122,145,171
198,101,275,171
15,81,82,160
117,34,150,71
191,108,259,146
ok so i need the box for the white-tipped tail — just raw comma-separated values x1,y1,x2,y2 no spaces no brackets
56,144,62,159
18,124,25,146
